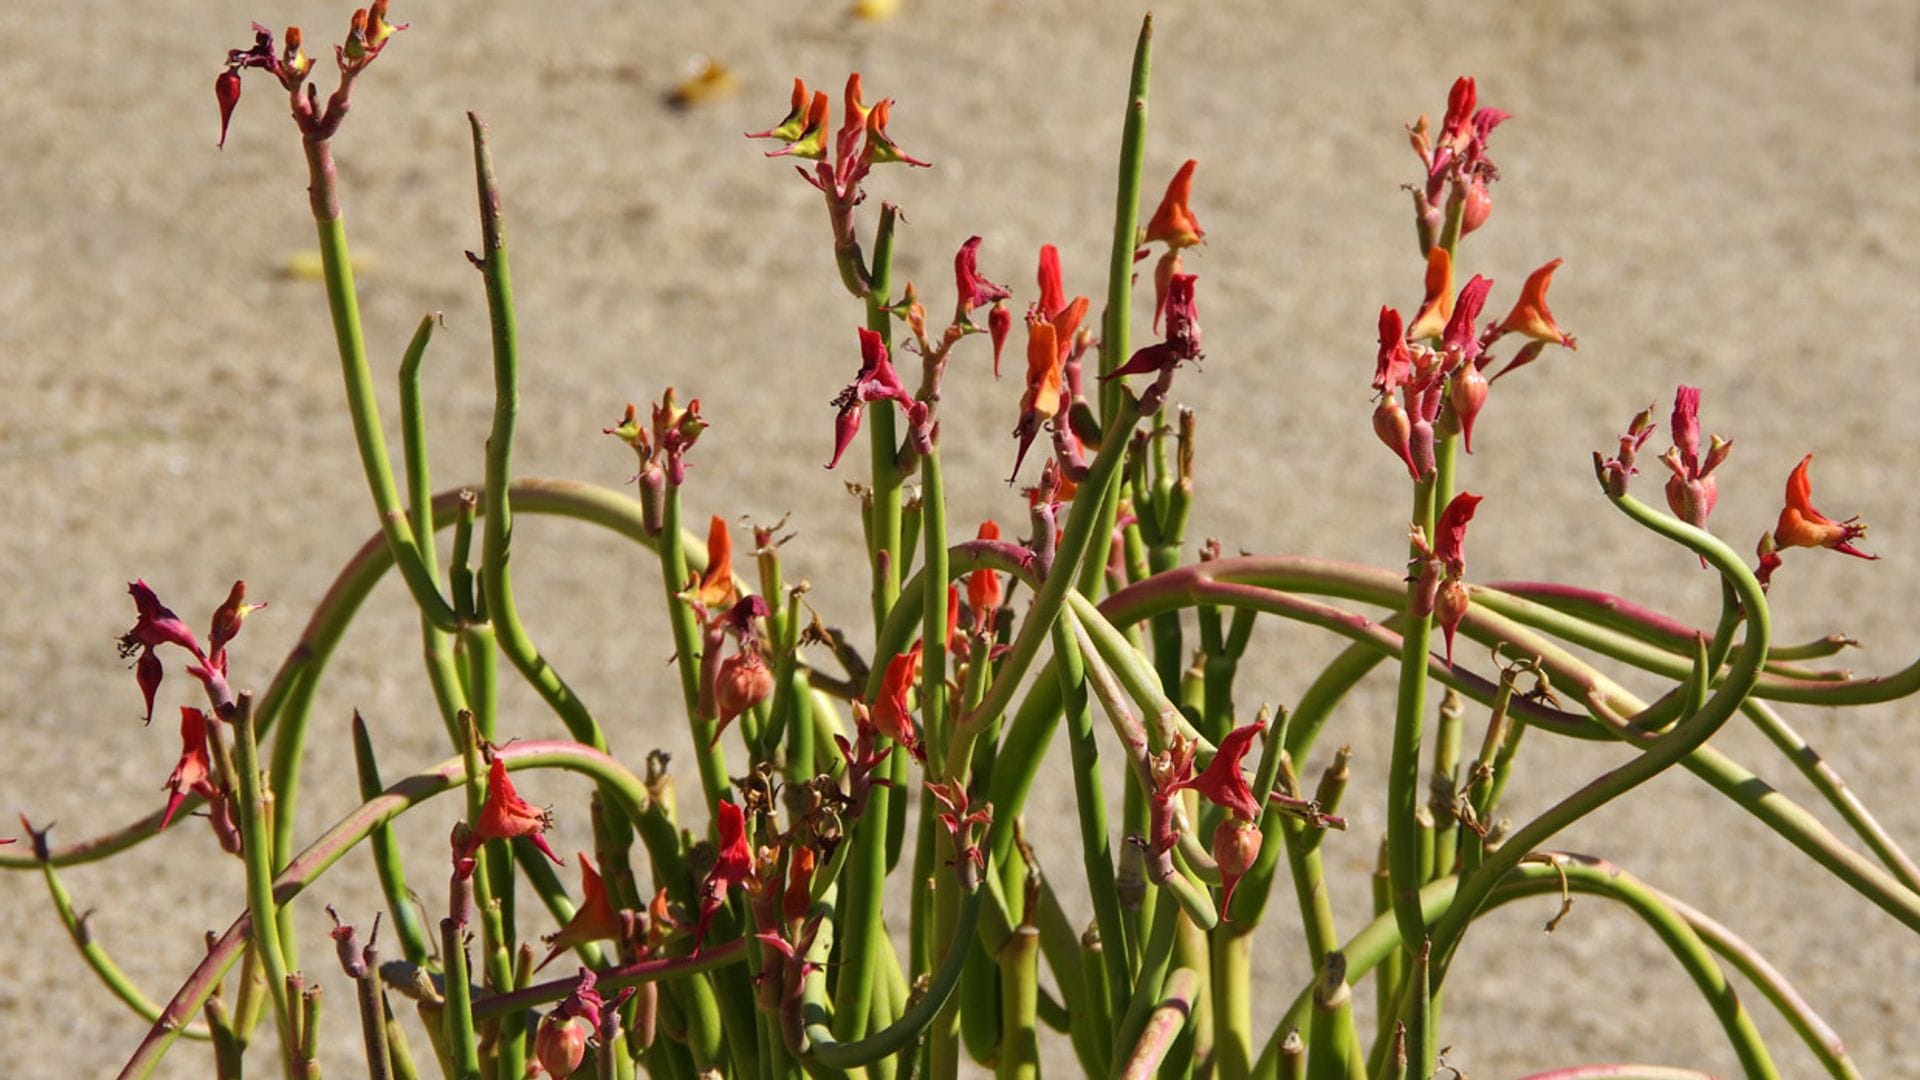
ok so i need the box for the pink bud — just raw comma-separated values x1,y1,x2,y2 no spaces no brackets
535,1013,588,1077
988,303,1011,378
1449,364,1489,453
1460,176,1492,235
1373,397,1417,480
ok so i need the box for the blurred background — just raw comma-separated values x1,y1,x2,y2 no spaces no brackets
2,1,1916,1074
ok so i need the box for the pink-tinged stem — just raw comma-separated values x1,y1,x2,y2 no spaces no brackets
1117,966,1197,1080
118,742,658,1079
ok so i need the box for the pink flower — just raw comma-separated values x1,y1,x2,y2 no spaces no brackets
828,327,919,469
160,707,220,831
467,757,562,867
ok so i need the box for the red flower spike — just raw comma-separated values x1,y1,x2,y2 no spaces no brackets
1442,274,1493,360
1175,720,1265,822
215,70,242,148
1772,455,1876,561
695,801,753,951
688,516,738,609
1406,247,1455,341
954,236,1011,315
1433,491,1483,577
868,642,925,762
1212,817,1263,918
473,757,563,866
1143,160,1205,250
1374,307,1413,395
1449,363,1489,453
538,854,624,972
161,707,220,831
988,303,1011,377
1496,259,1577,349
746,78,811,142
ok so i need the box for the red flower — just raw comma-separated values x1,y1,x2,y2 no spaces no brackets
868,642,925,762
1175,721,1265,822
1373,307,1413,396
1144,160,1205,250
954,236,1010,314
748,74,928,198
160,707,220,832
1433,491,1483,578
470,757,563,866
988,304,1012,378
926,779,993,886
1495,259,1577,349
538,854,625,972
1406,247,1454,341
696,801,753,951
784,844,817,923
215,70,242,148
1661,386,1730,547
1442,274,1493,361
120,581,204,721
1772,455,1875,561
828,327,919,469
1010,314,1065,483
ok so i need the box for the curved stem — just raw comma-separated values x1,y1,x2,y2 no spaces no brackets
1427,493,1771,983
32,857,211,1040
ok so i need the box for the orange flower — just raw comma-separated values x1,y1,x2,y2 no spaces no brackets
784,845,817,923
1405,246,1455,341
1496,258,1577,349
967,521,1004,633
1772,455,1875,560
472,757,562,866
695,801,753,950
1143,160,1205,250
538,854,625,971
868,641,925,762
687,515,738,609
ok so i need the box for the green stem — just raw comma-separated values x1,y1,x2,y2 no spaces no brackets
230,694,296,1068
1387,476,1438,958
1428,492,1771,982
1055,612,1131,1034
1101,14,1153,413
304,134,458,633
438,919,483,1080
997,926,1041,1080
1118,966,1197,1080
659,485,729,808
31,856,210,1039
467,114,609,754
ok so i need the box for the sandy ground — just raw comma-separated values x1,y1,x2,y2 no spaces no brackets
3,1,1918,1076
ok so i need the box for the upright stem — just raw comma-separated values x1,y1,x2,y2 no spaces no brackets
229,695,295,1071
1386,477,1437,958
303,135,457,631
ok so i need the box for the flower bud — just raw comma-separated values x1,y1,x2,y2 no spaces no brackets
714,651,774,728
215,70,242,149
1373,397,1418,480
1449,364,1489,453
1461,176,1492,235
535,1012,588,1078
1212,817,1263,917
1435,577,1470,667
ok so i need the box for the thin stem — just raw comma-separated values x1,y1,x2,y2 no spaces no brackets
229,694,296,1066
1388,476,1438,956
1119,966,1197,1080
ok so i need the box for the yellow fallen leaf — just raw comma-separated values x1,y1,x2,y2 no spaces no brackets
853,0,901,20
669,57,738,108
